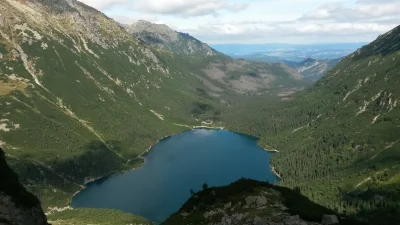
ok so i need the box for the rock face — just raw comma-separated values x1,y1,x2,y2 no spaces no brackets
0,148,49,225
162,179,339,225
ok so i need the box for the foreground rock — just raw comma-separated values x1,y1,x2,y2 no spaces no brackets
322,215,339,225
0,148,49,225
162,179,341,225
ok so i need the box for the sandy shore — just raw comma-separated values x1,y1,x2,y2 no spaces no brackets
264,148,279,153
193,125,225,130
271,166,282,180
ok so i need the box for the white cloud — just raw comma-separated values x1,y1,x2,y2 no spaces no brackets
132,0,248,17
78,0,131,10
300,0,400,21
180,22,398,44
80,0,399,44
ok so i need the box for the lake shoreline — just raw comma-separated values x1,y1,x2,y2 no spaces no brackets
70,126,277,193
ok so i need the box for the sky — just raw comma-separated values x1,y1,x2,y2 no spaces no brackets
78,0,400,44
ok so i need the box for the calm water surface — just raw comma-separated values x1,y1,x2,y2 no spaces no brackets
71,129,278,224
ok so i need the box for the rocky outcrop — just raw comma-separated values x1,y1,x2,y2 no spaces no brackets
0,148,49,225
162,179,340,225
244,195,267,208
127,20,180,43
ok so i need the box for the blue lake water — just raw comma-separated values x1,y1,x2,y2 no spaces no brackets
71,129,278,224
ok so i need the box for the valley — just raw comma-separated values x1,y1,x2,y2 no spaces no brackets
213,43,365,81
0,0,399,225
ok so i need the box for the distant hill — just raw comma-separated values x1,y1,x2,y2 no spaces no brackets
211,43,368,56
213,43,364,81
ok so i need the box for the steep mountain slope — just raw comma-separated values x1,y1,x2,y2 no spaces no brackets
0,0,223,209
163,179,343,225
284,58,342,81
223,25,400,224
126,20,308,95
0,147,49,225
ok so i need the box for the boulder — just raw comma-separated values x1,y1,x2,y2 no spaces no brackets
245,195,267,208
321,215,339,225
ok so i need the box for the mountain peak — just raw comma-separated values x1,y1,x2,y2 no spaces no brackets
127,20,180,43
350,25,400,60
125,20,216,56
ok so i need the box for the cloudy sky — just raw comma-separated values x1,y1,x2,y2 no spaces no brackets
78,0,399,44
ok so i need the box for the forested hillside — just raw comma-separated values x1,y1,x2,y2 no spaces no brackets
223,25,400,224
